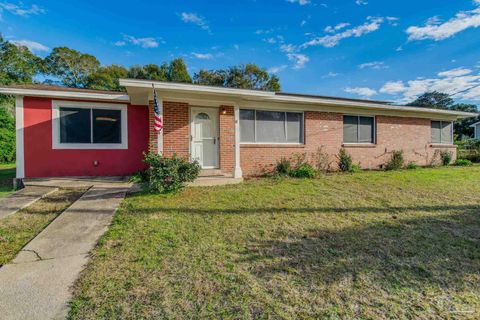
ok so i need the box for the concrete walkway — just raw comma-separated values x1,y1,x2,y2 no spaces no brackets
0,178,131,320
0,186,58,220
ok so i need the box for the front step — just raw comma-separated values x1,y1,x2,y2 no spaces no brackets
188,177,243,187
199,169,232,178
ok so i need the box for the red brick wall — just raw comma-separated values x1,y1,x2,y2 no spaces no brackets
148,100,158,153
163,101,190,159
240,111,456,176
219,106,235,176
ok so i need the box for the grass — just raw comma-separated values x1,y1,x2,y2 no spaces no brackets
0,163,15,197
0,188,87,266
70,167,480,319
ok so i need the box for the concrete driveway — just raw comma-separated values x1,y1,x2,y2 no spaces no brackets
0,178,132,320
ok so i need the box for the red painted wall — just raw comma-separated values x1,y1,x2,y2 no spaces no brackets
23,97,149,178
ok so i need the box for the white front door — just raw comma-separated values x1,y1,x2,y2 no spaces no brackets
191,107,219,168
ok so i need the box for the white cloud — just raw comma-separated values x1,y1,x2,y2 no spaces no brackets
120,35,160,48
379,67,480,103
0,2,45,16
358,61,389,70
324,22,350,33
322,72,340,78
303,16,385,48
233,44,239,50
191,52,214,60
180,12,210,31
280,43,297,53
406,4,480,41
11,39,49,52
356,0,368,5
287,53,309,69
286,0,310,5
438,67,472,77
344,87,377,98
379,81,406,94
268,65,288,73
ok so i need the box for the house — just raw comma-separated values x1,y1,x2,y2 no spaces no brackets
0,80,477,182
471,121,480,139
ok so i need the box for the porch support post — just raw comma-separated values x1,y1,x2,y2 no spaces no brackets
157,98,163,155
15,96,25,180
234,105,243,178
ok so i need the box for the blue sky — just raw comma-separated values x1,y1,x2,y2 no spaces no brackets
2,0,480,104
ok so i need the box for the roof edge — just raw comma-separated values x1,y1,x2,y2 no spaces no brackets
0,87,130,102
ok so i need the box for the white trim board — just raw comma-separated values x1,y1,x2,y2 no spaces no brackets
15,96,25,179
0,87,130,102
51,100,128,150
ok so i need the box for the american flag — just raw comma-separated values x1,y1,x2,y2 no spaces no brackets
153,86,163,132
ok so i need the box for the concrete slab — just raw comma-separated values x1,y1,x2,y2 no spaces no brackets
0,179,131,320
188,177,243,187
0,186,58,220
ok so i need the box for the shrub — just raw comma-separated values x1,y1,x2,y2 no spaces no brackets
406,162,418,170
289,164,316,178
338,148,353,172
313,146,331,173
455,159,472,166
275,157,291,176
143,152,200,193
385,150,405,171
350,164,361,173
440,150,453,166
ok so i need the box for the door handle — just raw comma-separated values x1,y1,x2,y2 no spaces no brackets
213,138,216,144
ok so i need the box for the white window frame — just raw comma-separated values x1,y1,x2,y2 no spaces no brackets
342,114,376,145
431,120,454,145
239,108,305,144
52,100,128,150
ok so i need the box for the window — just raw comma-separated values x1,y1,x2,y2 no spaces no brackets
431,121,453,144
239,109,304,144
343,115,375,144
53,101,128,149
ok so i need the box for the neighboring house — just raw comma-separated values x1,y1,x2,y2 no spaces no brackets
471,121,480,139
0,81,477,180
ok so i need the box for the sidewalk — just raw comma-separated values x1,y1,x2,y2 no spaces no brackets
0,179,131,320
0,186,57,220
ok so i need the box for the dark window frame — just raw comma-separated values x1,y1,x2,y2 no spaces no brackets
239,109,304,144
431,120,453,144
343,115,376,144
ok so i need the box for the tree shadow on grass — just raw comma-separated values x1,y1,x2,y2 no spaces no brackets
236,207,480,292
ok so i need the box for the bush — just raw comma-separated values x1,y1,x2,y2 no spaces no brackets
350,164,361,173
440,150,453,166
406,162,418,170
385,150,405,171
275,157,291,176
338,148,353,172
0,106,15,163
455,159,472,166
143,152,201,193
313,146,331,173
289,164,316,178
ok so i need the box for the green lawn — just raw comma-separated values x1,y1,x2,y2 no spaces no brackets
70,167,480,319
0,188,87,266
0,163,15,197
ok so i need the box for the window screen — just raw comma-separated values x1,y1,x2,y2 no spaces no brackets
93,109,121,144
240,109,255,142
239,109,303,143
60,107,91,143
343,115,374,143
431,121,453,144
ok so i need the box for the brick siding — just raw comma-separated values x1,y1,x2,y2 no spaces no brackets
219,106,235,176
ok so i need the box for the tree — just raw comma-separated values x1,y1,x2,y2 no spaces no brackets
167,58,192,83
127,63,168,81
406,91,454,109
44,47,100,88
0,35,43,86
86,64,128,91
0,106,15,163
194,63,281,91
450,103,479,138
